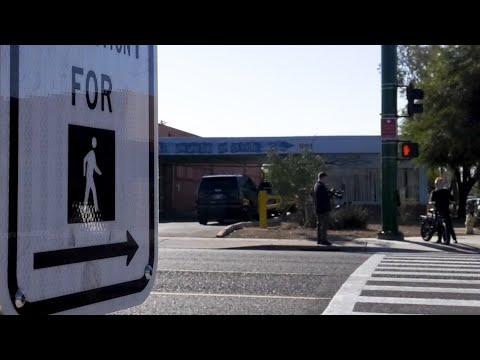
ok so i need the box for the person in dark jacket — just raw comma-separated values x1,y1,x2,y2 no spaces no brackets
314,172,333,245
430,177,457,244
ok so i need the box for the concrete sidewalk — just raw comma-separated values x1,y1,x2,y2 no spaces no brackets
158,234,480,254
190,219,480,254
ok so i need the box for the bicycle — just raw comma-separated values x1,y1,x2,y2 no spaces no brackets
420,206,450,244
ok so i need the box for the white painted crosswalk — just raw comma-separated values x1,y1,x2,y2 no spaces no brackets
323,253,480,315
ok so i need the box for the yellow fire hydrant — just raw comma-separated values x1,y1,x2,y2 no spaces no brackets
465,212,476,234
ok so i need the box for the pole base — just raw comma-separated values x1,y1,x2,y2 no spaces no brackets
377,231,405,241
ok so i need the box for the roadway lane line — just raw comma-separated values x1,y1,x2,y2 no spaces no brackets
157,268,328,276
322,254,385,315
150,291,331,301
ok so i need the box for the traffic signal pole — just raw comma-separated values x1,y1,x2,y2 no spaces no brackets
378,45,403,240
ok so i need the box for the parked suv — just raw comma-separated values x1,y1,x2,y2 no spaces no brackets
196,175,259,225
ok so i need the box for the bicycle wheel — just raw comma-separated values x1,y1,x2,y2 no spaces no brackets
421,220,433,241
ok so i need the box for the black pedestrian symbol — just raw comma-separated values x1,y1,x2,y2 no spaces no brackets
68,125,115,224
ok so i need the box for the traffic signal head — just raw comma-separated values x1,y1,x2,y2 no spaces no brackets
407,82,424,117
400,141,419,159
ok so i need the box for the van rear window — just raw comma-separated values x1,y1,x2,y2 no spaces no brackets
199,178,237,193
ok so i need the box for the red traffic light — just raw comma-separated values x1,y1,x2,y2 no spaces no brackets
400,142,419,159
402,143,412,157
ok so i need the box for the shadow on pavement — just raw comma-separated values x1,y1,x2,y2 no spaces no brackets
159,219,239,226
223,236,480,254
394,238,480,254
223,245,428,253
306,234,480,253
223,245,480,254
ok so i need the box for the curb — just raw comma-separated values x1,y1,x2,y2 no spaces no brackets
216,221,256,238
216,217,283,238
158,236,480,254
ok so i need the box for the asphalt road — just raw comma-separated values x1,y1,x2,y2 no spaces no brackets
114,248,369,315
122,222,480,315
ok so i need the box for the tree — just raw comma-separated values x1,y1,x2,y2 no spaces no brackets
399,45,480,218
265,148,326,226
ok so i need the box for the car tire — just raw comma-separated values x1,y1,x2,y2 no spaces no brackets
198,214,208,225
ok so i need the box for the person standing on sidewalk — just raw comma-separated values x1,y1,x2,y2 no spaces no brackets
430,177,457,244
313,172,332,245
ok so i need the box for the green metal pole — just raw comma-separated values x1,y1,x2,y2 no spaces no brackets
378,45,403,240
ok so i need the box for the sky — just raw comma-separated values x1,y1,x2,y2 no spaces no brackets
157,45,405,138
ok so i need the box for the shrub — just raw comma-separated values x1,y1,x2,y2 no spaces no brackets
291,204,369,230
329,206,368,230
398,202,427,225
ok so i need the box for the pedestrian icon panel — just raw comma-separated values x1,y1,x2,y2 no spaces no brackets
68,124,115,223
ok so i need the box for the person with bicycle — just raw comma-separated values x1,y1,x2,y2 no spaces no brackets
313,172,333,245
430,177,457,244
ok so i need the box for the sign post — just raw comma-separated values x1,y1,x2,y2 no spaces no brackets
378,45,403,240
0,45,158,314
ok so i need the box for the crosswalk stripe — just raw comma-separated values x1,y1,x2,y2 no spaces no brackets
372,271,480,277
357,296,480,307
323,254,385,315
366,277,480,284
379,263,480,268
386,253,480,256
380,260,480,265
351,311,413,315
375,266,480,272
363,285,480,293
325,253,480,315
384,256,480,261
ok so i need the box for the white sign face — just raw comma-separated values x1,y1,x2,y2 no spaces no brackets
0,45,158,314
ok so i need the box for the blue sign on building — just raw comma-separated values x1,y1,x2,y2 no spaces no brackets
159,136,381,156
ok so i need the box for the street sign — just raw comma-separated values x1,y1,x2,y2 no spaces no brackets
0,45,158,314
381,118,397,140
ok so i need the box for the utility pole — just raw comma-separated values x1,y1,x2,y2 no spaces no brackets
378,45,403,240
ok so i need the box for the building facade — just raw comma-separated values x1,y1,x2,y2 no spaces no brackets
159,131,428,219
